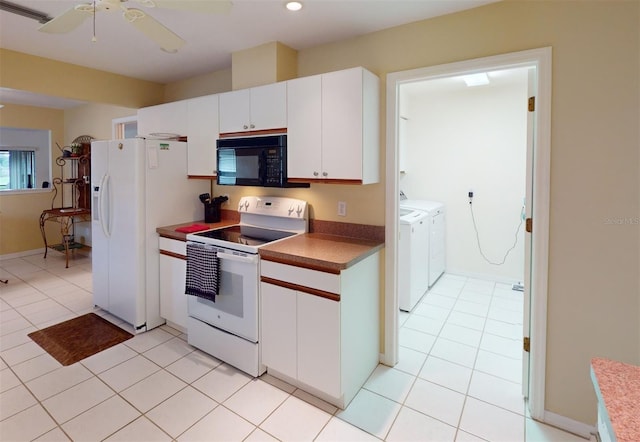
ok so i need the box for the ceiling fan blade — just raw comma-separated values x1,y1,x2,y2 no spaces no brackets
38,6,91,33
124,8,185,53
133,0,232,14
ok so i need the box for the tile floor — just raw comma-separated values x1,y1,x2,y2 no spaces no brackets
0,251,593,441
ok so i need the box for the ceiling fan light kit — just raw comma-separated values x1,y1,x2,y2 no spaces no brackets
7,0,232,53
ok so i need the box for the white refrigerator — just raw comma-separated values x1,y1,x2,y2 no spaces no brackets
91,139,209,332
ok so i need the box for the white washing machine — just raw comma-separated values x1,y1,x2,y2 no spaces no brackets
400,199,446,288
398,208,430,312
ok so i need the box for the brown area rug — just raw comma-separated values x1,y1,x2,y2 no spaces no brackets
28,313,133,366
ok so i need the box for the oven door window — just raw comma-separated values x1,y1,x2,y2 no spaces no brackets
187,250,259,342
217,148,263,186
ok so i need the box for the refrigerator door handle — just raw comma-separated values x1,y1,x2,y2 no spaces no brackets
99,174,111,238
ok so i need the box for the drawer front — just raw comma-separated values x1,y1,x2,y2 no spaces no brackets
261,260,340,294
159,237,186,256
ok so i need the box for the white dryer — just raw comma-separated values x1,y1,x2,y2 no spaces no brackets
399,199,446,288
398,208,430,312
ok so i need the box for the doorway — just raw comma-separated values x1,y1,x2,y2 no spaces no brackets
384,47,552,421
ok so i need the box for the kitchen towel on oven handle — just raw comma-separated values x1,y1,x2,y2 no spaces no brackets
185,242,220,302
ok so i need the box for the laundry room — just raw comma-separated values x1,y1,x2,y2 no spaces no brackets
398,67,529,289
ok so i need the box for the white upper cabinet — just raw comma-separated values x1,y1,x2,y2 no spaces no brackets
219,82,287,134
137,100,188,138
187,94,219,177
287,67,380,184
287,74,322,179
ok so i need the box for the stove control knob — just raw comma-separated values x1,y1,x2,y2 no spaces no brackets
288,205,294,216
296,205,303,217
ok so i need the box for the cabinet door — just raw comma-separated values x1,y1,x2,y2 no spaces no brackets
287,75,322,179
321,68,363,180
260,282,297,379
250,82,287,131
187,95,219,176
219,89,251,133
297,293,341,398
159,254,188,330
137,101,188,137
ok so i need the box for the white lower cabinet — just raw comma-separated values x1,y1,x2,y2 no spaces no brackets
159,237,187,331
260,251,380,408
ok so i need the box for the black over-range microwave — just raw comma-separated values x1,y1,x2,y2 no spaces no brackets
216,134,309,188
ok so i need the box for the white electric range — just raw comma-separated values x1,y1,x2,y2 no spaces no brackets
185,196,308,377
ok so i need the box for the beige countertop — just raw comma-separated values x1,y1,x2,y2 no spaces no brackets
259,233,384,273
591,357,640,442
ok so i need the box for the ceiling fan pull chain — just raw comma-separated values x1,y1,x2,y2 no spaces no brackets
91,0,97,42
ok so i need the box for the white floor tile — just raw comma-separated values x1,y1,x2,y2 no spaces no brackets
404,378,466,426
488,305,523,325
413,302,452,321
474,350,522,383
399,327,436,354
192,363,252,402
291,388,338,415
105,416,171,441
480,332,522,360
446,311,487,332
0,384,38,421
0,404,58,441
143,336,194,367
0,367,22,393
484,318,522,340
386,406,457,442
403,314,445,336
260,395,332,441
430,338,478,368
120,370,187,413
165,349,221,384
81,342,138,374
42,377,115,424
468,371,524,415
459,397,524,442
439,323,483,348
244,428,279,441
224,378,289,425
12,352,62,382
419,356,473,394
363,364,416,403
0,340,46,366
124,327,175,353
61,395,140,441
422,293,457,309
491,296,524,313
98,355,161,392
394,346,428,376
453,299,490,318
336,388,401,439
458,290,493,306
146,386,217,438
315,416,380,441
26,363,94,401
178,405,255,441
464,281,495,296
0,325,37,352
455,429,486,441
34,426,72,441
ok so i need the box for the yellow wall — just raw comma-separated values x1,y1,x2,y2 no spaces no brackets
65,103,138,141
231,41,298,90
0,103,66,253
0,49,164,108
164,68,232,102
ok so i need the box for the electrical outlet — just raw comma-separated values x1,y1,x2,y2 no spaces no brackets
338,201,347,217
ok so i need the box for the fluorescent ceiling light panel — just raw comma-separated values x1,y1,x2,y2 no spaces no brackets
463,72,490,86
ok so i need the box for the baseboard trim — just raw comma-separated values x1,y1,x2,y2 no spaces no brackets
445,268,522,286
0,248,45,261
542,410,596,439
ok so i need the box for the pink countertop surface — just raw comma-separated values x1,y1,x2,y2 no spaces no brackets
591,357,640,442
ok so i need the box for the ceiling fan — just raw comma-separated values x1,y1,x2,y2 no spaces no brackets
38,0,232,53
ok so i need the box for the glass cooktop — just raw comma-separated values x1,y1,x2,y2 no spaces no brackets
192,225,296,247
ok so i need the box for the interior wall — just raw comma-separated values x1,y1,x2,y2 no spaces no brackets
294,0,639,426
164,68,232,102
0,103,65,255
400,73,527,282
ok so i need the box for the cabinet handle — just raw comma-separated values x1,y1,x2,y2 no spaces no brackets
243,125,249,130
313,171,319,177
322,172,328,177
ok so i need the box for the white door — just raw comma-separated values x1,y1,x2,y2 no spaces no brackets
107,139,146,328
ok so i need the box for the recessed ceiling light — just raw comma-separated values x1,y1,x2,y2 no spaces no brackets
286,1,303,11
462,73,490,87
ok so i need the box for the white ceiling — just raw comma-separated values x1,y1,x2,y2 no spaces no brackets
1,0,497,84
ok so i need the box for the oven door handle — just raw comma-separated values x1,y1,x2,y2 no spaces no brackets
217,251,259,264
